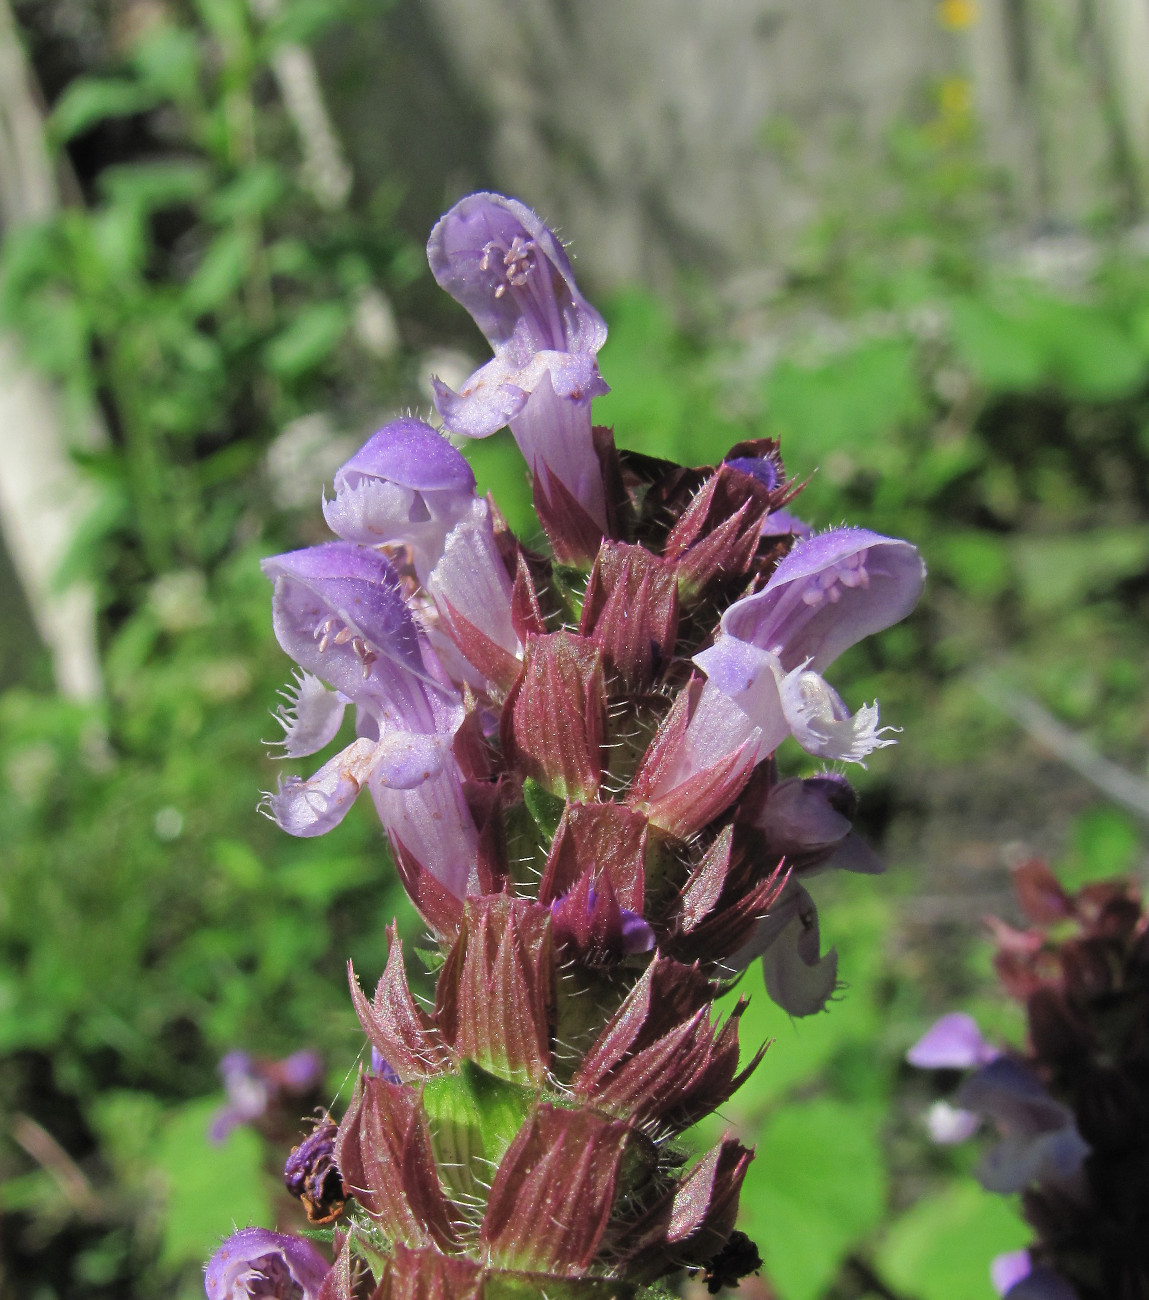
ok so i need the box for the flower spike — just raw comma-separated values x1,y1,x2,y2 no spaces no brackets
237,191,929,1300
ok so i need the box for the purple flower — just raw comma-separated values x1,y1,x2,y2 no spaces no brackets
284,1117,344,1224
745,773,883,877
993,1251,1033,1296
909,1029,1090,1198
322,418,479,585
208,1052,268,1143
760,508,812,539
993,1253,1079,1300
956,1058,1090,1196
550,880,656,966
260,542,483,894
425,497,521,690
370,1046,401,1083
208,1050,323,1144
718,773,882,1016
730,879,840,1017
367,744,480,898
427,192,610,532
692,527,925,765
907,1013,1000,1070
261,543,465,828
204,1227,329,1299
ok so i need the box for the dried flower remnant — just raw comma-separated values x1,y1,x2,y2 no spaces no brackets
219,192,923,1298
284,1115,345,1224
909,859,1149,1300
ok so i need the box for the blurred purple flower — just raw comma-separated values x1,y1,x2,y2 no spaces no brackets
907,1013,1000,1070
992,1249,1033,1295
992,1251,1079,1300
957,1057,1090,1196
908,1023,1089,1198
208,1050,323,1144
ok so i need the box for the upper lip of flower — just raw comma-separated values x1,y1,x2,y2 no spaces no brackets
427,192,607,358
721,526,926,673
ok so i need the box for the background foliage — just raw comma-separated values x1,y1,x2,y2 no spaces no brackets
1,5,1147,1298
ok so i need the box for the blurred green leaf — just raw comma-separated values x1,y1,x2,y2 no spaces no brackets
185,229,255,315
1010,528,1149,612
876,1180,1028,1300
49,78,161,142
1058,806,1143,888
154,1098,270,1270
100,162,214,212
206,164,286,221
948,297,1045,391
462,431,535,539
763,338,925,473
1020,294,1146,401
739,1099,887,1300
264,303,348,377
131,23,202,102
934,531,1011,600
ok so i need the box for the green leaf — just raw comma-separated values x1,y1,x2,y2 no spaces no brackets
1021,295,1145,401
876,1180,1029,1300
416,945,446,973
935,531,1011,600
184,227,254,314
50,78,160,142
212,838,264,889
131,23,202,102
948,297,1045,392
274,852,376,905
264,302,348,377
99,161,214,212
1058,806,1142,889
461,430,535,538
738,1099,887,1300
1010,527,1149,612
206,164,286,221
763,338,925,473
153,1098,270,1269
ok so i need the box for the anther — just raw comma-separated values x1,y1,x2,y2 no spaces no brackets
351,638,377,677
503,235,535,286
313,615,339,652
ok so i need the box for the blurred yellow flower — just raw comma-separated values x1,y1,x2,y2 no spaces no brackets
938,0,977,28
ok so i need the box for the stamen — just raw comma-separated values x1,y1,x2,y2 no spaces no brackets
480,236,536,298
503,235,536,285
351,637,377,677
313,615,339,652
332,626,355,646
799,550,871,606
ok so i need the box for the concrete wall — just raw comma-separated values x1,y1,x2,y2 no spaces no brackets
399,0,1149,292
